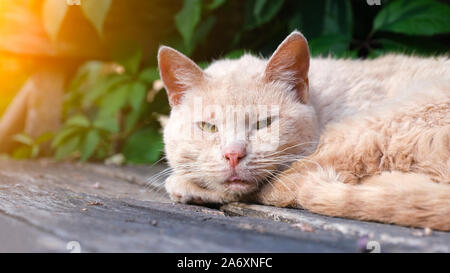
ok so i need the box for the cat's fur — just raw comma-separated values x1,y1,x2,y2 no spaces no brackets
158,31,450,230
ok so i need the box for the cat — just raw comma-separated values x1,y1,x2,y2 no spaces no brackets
157,30,450,231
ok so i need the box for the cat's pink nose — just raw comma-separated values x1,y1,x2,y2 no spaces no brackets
223,145,246,168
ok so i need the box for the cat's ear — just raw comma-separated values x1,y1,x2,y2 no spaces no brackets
158,46,205,106
264,31,310,103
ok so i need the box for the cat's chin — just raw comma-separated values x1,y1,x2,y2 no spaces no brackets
224,179,255,193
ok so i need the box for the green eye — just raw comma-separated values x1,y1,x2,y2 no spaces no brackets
198,122,218,133
254,117,273,130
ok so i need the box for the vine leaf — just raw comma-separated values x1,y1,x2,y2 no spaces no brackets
373,0,450,36
42,0,69,42
81,0,112,37
175,0,202,53
81,129,101,161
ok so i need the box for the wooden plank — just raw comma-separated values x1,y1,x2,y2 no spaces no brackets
0,212,66,252
0,160,348,252
221,203,450,252
0,159,448,252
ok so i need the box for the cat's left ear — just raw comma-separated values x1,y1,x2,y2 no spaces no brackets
264,31,310,103
158,46,205,107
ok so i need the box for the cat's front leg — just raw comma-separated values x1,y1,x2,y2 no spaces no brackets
165,175,235,204
256,156,358,208
256,168,301,208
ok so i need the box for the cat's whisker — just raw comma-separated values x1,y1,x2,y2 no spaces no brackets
260,169,297,200
145,168,174,190
262,141,318,157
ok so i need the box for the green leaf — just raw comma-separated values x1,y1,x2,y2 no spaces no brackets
66,115,91,128
138,67,160,84
12,146,32,160
82,75,130,108
42,0,69,42
254,0,284,25
288,0,353,40
197,62,209,69
80,0,112,37
128,82,147,111
124,108,142,133
191,15,217,49
30,145,40,158
12,134,34,146
68,61,103,92
309,35,350,56
207,0,226,10
287,0,353,57
111,41,143,75
93,117,119,133
98,83,130,118
81,130,101,161
375,36,449,56
323,0,353,39
175,0,202,52
35,132,54,145
122,127,163,164
55,135,81,160
224,49,246,59
52,127,79,148
245,0,284,30
93,119,119,134
373,0,450,35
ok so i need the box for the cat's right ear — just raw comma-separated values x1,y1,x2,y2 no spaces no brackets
158,46,204,107
264,31,310,103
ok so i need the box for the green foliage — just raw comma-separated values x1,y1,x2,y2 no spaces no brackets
244,0,285,30
122,127,163,164
42,0,112,41
373,0,450,35
52,43,168,164
80,0,112,37
175,0,203,54
12,132,53,159
172,0,448,59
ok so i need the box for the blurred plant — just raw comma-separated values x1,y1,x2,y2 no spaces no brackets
11,132,53,159
42,0,112,40
177,0,449,58
174,0,226,55
54,43,169,163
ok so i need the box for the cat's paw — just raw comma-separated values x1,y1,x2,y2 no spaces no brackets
165,175,224,204
257,172,298,207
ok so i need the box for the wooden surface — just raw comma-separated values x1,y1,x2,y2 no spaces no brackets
0,159,448,253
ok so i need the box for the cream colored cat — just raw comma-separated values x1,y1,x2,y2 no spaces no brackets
157,31,450,231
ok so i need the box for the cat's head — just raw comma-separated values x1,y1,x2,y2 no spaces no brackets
158,31,318,199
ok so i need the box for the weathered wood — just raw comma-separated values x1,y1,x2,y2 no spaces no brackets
221,203,450,252
0,159,448,252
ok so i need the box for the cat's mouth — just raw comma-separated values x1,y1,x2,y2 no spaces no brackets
224,175,253,192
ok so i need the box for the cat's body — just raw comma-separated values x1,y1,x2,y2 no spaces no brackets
158,31,450,230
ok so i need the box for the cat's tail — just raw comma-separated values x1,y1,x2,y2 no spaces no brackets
294,170,450,231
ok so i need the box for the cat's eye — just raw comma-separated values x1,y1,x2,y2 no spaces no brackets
197,122,218,133
254,116,274,130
